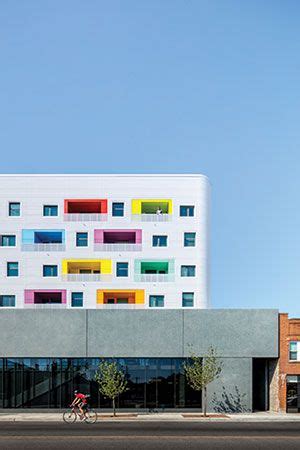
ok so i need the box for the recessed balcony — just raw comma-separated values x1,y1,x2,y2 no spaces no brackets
134,259,175,282
64,199,108,222
62,259,112,281
94,229,142,252
21,230,65,251
131,199,172,222
24,290,67,308
97,289,145,308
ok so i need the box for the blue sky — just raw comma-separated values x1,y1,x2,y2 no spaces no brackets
1,1,300,314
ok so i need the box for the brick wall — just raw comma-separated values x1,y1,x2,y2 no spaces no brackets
279,313,300,412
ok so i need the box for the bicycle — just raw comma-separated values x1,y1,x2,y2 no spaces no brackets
63,403,97,424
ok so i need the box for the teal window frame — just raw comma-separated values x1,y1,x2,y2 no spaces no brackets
1,235,16,247
184,232,196,247
180,205,195,217
182,292,194,307
116,262,129,277
181,265,196,277
9,202,20,217
149,295,164,307
71,292,83,307
112,202,124,217
43,205,58,216
7,262,19,277
0,295,15,307
152,235,168,247
76,232,88,247
43,265,58,277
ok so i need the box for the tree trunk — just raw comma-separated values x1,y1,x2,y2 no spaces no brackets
112,397,116,417
203,386,207,417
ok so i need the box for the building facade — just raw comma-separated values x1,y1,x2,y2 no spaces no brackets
0,309,278,410
278,313,300,413
0,174,210,310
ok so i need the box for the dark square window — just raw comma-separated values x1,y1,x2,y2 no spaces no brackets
116,262,128,277
7,262,18,277
184,232,196,247
9,202,20,216
180,206,194,217
112,203,124,217
76,232,88,247
182,292,194,307
43,265,58,277
72,292,83,307
149,295,164,307
152,235,168,247
1,235,16,247
43,205,58,216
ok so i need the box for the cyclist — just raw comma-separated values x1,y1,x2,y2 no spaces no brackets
71,390,88,419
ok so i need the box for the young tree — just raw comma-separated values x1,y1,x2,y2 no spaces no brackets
95,360,128,416
183,346,222,417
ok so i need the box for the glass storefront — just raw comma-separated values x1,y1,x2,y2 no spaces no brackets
287,375,300,413
0,358,201,409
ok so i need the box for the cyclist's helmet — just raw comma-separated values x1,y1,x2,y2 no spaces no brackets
74,390,78,395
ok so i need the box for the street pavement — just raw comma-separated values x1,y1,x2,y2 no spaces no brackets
0,422,300,449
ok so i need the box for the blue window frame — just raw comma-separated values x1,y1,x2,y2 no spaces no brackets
152,235,168,247
149,295,164,307
43,205,58,216
116,262,128,277
9,202,20,217
76,232,88,247
71,292,83,307
182,292,194,307
181,265,196,277
7,262,18,277
180,205,194,217
1,235,16,247
43,265,58,277
0,295,15,307
184,232,196,247
112,202,124,217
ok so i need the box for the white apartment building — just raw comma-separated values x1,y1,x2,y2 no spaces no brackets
0,174,210,309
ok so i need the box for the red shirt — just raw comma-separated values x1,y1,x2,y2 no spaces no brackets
76,393,87,404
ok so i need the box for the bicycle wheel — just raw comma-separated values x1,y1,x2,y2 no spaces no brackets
85,409,97,424
63,410,77,424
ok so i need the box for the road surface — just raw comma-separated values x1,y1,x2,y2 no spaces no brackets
0,421,300,449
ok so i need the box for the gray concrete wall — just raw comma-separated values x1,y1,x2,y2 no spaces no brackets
0,309,278,358
208,358,252,413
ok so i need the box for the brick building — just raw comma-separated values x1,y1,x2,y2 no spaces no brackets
279,313,300,412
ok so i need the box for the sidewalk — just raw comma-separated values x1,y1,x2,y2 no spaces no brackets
0,411,300,422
